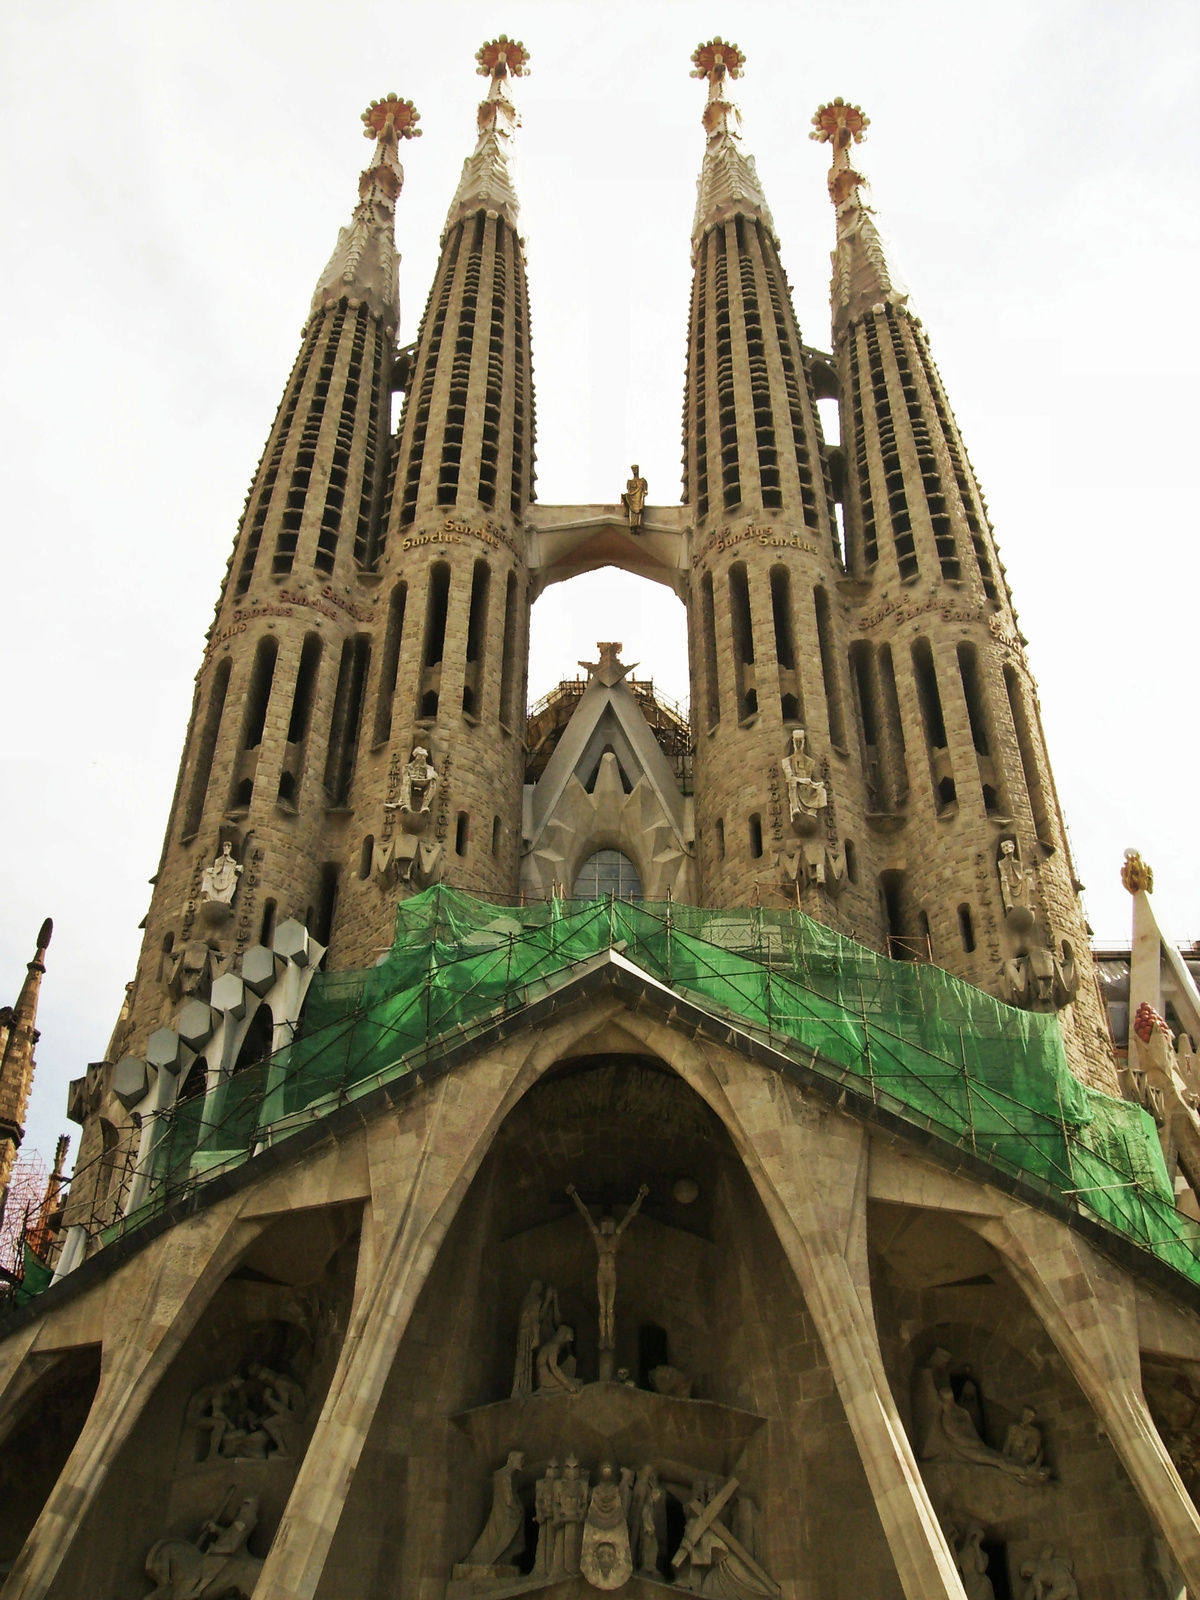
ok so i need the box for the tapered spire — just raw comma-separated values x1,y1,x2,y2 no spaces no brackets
311,93,422,328
444,35,528,238
690,38,775,258
0,918,52,1205
810,98,908,337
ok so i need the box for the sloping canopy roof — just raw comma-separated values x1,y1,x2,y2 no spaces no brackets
65,886,1200,1308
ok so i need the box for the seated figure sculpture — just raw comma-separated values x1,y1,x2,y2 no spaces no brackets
924,1385,1050,1485
537,1325,583,1394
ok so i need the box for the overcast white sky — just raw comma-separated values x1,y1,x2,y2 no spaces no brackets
1,0,1197,1169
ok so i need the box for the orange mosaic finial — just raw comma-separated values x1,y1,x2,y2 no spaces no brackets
476,35,530,79
690,38,745,83
361,94,422,142
810,97,870,148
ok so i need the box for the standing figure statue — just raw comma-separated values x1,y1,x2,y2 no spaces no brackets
532,1459,561,1580
780,731,827,834
512,1279,559,1399
954,1525,995,1600
552,1456,590,1580
621,464,648,533
464,1450,526,1570
1002,1406,1045,1472
997,837,1034,930
201,842,242,906
567,1182,649,1381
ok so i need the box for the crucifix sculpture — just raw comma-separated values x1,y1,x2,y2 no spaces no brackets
566,1183,649,1382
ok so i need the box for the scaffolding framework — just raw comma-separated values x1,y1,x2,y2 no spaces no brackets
55,887,1200,1297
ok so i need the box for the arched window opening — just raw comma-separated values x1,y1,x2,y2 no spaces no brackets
259,898,277,947
498,571,520,731
182,657,232,840
813,586,846,748
276,770,297,806
324,635,371,804
234,1006,274,1073
958,903,976,953
1004,665,1054,847
748,814,764,860
491,815,501,858
700,571,721,728
729,563,757,722
287,635,323,745
158,931,175,983
455,812,469,857
844,839,858,884
314,863,340,948
911,637,956,812
359,836,374,881
715,819,726,861
241,637,278,752
417,562,451,721
769,566,803,724
462,560,491,718
573,849,642,901
372,582,407,745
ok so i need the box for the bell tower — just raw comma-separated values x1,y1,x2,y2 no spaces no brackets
330,36,536,967
682,42,881,938
811,98,1116,1090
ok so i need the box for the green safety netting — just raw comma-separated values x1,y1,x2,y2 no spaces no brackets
137,886,1200,1291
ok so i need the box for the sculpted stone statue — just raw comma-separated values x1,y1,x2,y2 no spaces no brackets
512,1279,559,1399
1019,1546,1079,1600
923,1385,1050,1485
551,1455,589,1579
201,842,242,906
145,1493,263,1600
532,1459,560,1580
1002,1406,1045,1471
997,838,1034,930
464,1450,525,1568
621,464,648,532
385,746,439,833
581,1461,634,1590
536,1324,583,1394
567,1182,648,1379
781,730,827,834
953,1525,995,1600
673,1476,779,1597
629,1464,667,1577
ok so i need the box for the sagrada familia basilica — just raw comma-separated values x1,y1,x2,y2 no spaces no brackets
3,35,1200,1600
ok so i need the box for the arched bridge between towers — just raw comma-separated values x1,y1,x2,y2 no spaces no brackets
524,504,692,601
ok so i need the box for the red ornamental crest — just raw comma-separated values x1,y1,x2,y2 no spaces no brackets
810,98,870,144
476,36,530,78
361,96,422,141
690,38,745,81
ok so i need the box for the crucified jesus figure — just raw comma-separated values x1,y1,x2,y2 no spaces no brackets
567,1183,649,1360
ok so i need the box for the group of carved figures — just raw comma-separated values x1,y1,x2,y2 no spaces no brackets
460,1452,776,1597
949,1525,1079,1600
513,1184,651,1395
186,1362,305,1462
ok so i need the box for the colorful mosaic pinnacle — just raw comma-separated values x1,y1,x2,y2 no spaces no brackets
476,35,530,79
360,94,422,142
810,97,870,147
690,37,745,83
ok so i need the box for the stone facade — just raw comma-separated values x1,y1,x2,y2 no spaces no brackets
12,36,1197,1600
